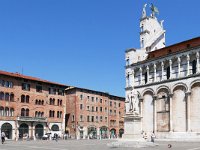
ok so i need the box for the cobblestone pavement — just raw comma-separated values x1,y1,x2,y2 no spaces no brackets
0,139,200,150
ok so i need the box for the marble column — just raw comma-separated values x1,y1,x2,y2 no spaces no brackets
131,69,135,87
161,62,164,81
186,92,191,132
196,52,199,73
140,67,143,85
187,55,190,76
146,66,149,83
169,59,172,79
154,64,157,82
169,94,173,132
153,96,157,132
177,57,181,77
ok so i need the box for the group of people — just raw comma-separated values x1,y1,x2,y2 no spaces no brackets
142,131,156,142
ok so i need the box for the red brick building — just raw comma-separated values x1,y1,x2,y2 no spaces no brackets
0,70,68,140
65,87,125,139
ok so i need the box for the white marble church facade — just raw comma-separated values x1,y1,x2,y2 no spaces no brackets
124,4,200,139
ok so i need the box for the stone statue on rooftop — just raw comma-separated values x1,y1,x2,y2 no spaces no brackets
150,3,159,17
142,4,147,18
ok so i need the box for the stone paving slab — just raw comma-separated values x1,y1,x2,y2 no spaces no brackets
0,139,200,150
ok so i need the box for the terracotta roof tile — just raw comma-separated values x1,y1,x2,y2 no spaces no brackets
0,70,68,87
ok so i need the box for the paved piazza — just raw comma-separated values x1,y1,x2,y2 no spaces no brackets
0,140,200,150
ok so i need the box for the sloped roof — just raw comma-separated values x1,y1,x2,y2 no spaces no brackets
0,70,68,87
148,37,200,59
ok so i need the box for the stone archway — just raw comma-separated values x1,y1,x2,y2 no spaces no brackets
1,123,12,139
19,123,29,139
100,126,108,139
172,85,187,132
119,129,124,138
156,88,170,132
88,126,97,139
35,124,44,139
142,90,154,133
190,82,200,132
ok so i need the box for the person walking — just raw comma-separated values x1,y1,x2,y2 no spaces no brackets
1,131,6,144
151,131,156,143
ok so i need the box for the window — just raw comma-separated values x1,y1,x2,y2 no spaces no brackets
26,95,30,103
166,66,170,79
10,108,14,117
119,103,121,107
96,116,98,122
80,104,83,110
110,101,112,107
96,97,98,102
5,81,9,88
100,99,102,103
105,117,107,122
100,107,102,112
9,82,13,88
58,89,64,96
87,116,90,122
105,107,107,112
36,85,42,93
96,107,98,112
10,93,14,101
22,83,30,91
110,109,112,115
80,94,83,100
114,110,116,115
51,125,59,131
114,102,116,108
91,97,94,102
21,108,29,117
5,93,9,101
80,115,83,122
91,116,94,122
0,92,4,100
192,60,197,74
92,106,94,112
87,96,90,100
21,95,25,103
141,39,144,48
87,106,90,111
49,88,56,95
100,116,103,122
72,115,75,122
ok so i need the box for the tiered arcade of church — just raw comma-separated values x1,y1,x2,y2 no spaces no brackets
124,4,200,139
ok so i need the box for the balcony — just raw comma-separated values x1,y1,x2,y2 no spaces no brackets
17,116,47,122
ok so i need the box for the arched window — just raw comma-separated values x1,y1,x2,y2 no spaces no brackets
5,81,9,87
60,111,62,118
21,108,25,116
0,92,4,100
60,100,62,106
26,109,29,117
51,124,59,131
5,107,9,116
21,95,25,103
41,112,44,117
57,111,59,118
41,100,44,105
53,99,55,105
26,95,29,103
192,60,197,74
9,82,13,88
39,100,41,105
1,80,5,86
49,110,51,117
5,93,9,101
53,111,55,117
0,107,4,116
49,98,52,105
35,99,38,105
10,108,14,117
57,99,60,106
35,111,38,117
10,93,14,101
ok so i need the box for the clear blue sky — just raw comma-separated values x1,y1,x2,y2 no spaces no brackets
0,0,199,97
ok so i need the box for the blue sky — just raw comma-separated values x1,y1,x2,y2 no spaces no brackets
0,0,199,97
